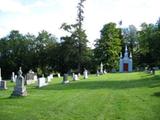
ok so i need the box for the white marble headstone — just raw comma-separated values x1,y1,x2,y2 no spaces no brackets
83,70,88,79
38,77,48,88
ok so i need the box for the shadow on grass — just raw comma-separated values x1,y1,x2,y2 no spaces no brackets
37,75,160,91
152,92,160,97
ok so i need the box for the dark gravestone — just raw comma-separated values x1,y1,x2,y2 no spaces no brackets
62,74,69,84
25,70,35,85
0,81,7,90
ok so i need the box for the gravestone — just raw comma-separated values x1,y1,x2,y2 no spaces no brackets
83,69,88,79
11,72,16,82
0,81,7,90
103,69,107,74
100,62,103,75
25,70,35,85
47,74,53,82
38,77,48,88
0,68,2,82
78,73,81,78
73,73,78,81
58,73,61,78
11,67,27,96
96,70,100,76
0,68,7,90
62,74,69,84
33,75,38,81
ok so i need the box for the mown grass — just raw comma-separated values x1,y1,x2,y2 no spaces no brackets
0,71,160,120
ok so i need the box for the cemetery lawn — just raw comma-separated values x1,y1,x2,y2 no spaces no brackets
0,72,160,120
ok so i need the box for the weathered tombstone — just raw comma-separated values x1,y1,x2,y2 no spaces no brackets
100,62,103,74
83,69,88,79
25,70,35,85
74,74,78,80
73,73,78,81
0,68,2,82
11,72,16,82
62,74,69,84
33,75,38,81
58,73,61,78
0,81,7,90
78,73,81,78
38,77,48,88
11,67,27,96
96,70,100,76
103,69,107,74
0,68,7,90
72,73,75,80
47,75,53,82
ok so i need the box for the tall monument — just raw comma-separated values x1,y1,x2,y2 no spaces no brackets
119,45,133,72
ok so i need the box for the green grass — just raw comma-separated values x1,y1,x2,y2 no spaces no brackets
0,71,160,120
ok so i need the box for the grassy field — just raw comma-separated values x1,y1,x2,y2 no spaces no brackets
0,71,160,120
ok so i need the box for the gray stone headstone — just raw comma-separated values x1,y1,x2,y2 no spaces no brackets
96,70,100,76
25,70,35,85
0,81,7,90
0,68,2,82
11,67,27,96
58,73,61,78
62,74,69,84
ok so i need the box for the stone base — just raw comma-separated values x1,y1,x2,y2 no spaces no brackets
11,87,27,96
25,79,36,85
62,80,69,84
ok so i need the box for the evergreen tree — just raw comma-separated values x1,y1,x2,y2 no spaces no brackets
94,22,122,71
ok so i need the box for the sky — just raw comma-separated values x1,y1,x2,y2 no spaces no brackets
0,0,160,47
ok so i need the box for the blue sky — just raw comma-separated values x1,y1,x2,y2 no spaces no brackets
0,0,160,47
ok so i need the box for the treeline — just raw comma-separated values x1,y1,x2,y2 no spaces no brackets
0,19,160,78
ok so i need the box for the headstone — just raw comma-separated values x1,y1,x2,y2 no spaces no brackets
73,73,78,81
78,73,81,78
0,68,2,82
38,77,48,88
100,62,104,74
83,69,88,79
33,75,38,81
103,69,107,74
11,72,16,82
25,70,35,85
58,73,61,78
62,74,69,84
0,81,7,90
96,70,100,76
0,68,7,90
11,67,27,96
47,74,53,82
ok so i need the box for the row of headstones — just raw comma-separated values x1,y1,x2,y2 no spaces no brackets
11,67,56,96
62,69,88,84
